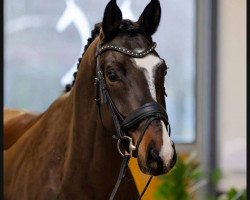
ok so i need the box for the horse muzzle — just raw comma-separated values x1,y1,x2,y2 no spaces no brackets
144,140,177,176
119,103,176,176
127,118,176,176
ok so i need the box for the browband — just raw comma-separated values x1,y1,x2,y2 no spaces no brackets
96,42,157,58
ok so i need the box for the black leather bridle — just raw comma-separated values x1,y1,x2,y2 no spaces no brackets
94,41,171,200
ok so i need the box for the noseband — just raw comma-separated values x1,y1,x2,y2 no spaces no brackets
94,41,170,200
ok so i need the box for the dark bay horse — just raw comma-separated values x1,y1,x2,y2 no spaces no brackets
4,0,177,199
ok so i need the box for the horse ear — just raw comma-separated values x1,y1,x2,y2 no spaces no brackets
137,0,161,36
102,0,122,39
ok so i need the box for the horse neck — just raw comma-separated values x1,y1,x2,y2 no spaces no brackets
62,38,124,196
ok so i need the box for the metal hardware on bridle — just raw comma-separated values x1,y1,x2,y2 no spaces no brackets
94,41,170,200
117,136,136,157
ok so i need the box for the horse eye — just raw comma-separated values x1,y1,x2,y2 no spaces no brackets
107,70,119,82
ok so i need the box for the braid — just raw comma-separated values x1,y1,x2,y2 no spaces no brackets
64,23,101,92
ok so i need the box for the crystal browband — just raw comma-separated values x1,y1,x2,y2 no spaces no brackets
96,42,157,58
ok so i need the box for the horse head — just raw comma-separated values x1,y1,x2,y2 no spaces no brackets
92,0,177,176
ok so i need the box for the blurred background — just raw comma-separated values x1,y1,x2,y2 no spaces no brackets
3,0,246,199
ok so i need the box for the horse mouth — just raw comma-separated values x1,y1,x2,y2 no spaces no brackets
136,148,176,176
137,158,170,176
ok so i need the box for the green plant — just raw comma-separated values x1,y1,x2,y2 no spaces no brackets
154,152,246,200
217,188,246,200
154,152,205,200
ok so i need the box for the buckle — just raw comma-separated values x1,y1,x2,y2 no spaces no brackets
117,136,136,157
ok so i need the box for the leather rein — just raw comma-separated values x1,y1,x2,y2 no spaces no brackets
94,41,170,200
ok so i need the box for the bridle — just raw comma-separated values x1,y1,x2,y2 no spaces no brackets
95,41,171,199
94,41,171,200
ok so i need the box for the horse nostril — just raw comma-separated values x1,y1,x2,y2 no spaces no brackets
147,148,163,171
150,149,159,161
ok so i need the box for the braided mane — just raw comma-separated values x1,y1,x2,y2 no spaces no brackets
64,23,101,92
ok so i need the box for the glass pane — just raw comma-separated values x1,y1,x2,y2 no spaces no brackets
4,0,196,143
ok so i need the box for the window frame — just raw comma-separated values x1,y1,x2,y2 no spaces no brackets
175,0,218,196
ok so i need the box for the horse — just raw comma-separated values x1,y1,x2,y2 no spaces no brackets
4,0,177,199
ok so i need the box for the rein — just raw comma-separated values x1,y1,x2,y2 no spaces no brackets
94,41,170,200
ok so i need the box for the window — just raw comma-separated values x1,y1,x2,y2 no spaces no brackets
4,0,196,144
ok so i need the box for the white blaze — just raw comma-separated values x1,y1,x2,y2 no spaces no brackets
132,54,173,166
159,121,174,166
132,54,163,101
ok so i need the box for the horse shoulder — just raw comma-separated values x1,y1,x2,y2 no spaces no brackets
3,108,42,150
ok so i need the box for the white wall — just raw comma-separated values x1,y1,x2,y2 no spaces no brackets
217,0,246,191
